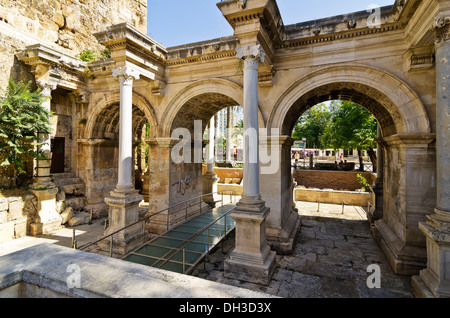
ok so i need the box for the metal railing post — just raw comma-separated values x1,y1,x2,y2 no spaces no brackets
183,248,186,273
167,212,170,231
72,229,76,249
110,235,113,257
142,221,146,244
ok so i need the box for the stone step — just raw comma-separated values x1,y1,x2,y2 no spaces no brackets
51,172,77,180
65,196,86,211
62,183,85,196
53,177,83,187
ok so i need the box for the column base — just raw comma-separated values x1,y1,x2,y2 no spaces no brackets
103,189,145,255
30,187,61,236
98,230,146,255
411,212,450,298
224,201,276,285
266,210,301,255
202,172,218,207
368,184,383,223
224,248,276,286
371,219,426,275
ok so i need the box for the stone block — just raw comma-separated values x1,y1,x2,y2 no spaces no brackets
0,199,8,212
14,218,27,238
0,211,8,223
0,221,14,243
60,207,74,225
67,212,90,227
8,199,24,220
29,222,43,236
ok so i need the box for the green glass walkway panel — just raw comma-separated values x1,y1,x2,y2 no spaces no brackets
122,203,235,274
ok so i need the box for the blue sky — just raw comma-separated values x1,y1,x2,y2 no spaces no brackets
147,0,394,47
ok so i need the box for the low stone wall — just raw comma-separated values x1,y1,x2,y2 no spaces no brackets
217,183,243,196
0,189,37,243
293,169,376,191
0,243,275,298
294,187,374,206
202,166,243,184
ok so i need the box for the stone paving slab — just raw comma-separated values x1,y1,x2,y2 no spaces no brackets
192,201,413,298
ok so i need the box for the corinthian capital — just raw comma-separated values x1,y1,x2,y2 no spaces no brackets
432,15,450,44
36,79,57,96
236,45,265,63
112,66,140,81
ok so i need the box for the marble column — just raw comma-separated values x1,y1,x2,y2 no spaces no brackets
371,126,384,222
202,117,218,206
103,66,144,255
33,80,57,190
224,45,276,285
226,107,233,163
261,135,301,255
29,79,60,236
413,16,450,298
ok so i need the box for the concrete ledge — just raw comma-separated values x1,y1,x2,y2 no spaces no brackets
294,187,374,206
217,183,243,196
0,243,276,298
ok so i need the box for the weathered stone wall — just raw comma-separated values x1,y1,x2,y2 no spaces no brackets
0,189,37,243
294,188,373,206
0,0,147,89
293,170,376,192
77,140,118,218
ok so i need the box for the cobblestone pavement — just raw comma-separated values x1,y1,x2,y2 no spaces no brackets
192,201,414,298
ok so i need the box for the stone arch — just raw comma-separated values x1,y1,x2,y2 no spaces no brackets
263,64,435,275
268,64,431,137
85,91,158,139
161,78,265,136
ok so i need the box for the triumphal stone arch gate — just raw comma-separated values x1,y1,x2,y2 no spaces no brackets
15,0,450,297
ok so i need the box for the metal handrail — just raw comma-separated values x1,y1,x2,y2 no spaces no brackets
77,190,235,252
151,203,235,274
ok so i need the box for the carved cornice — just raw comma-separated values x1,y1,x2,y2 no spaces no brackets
432,16,450,45
166,51,237,66
16,44,87,91
94,22,167,62
279,25,400,49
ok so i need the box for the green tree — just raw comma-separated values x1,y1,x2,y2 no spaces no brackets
321,100,377,170
0,80,52,187
292,103,331,149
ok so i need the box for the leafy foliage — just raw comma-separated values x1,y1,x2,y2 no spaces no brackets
320,101,377,152
357,174,373,193
77,49,97,62
291,100,378,167
100,48,111,59
0,80,52,186
292,103,331,149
